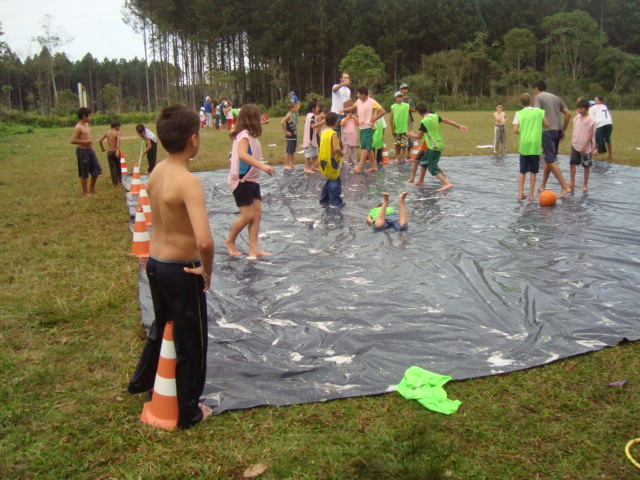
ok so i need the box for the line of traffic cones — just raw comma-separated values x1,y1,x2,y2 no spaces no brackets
137,183,152,226
409,144,420,162
120,152,128,176
130,163,142,195
380,144,390,164
140,321,179,430
131,205,150,258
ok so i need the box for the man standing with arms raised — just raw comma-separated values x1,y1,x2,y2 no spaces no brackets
532,80,571,197
331,72,352,134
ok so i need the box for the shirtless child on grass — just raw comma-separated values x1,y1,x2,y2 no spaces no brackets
128,104,213,428
70,107,102,196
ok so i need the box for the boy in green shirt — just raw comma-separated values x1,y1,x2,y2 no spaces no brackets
408,103,468,190
390,91,410,162
513,93,549,201
366,191,409,232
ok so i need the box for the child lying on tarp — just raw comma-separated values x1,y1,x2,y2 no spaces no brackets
366,191,408,232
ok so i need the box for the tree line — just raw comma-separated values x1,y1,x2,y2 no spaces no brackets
1,0,640,116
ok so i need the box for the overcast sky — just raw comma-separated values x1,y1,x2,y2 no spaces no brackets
1,0,146,61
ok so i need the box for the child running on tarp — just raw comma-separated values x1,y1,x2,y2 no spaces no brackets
318,112,345,207
408,103,468,190
225,104,276,259
366,191,409,232
340,112,359,166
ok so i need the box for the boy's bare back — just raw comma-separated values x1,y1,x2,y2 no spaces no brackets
146,160,210,261
105,129,120,150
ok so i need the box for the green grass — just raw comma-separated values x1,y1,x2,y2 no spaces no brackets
1,113,639,479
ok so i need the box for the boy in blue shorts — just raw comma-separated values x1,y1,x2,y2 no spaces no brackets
70,107,102,196
366,192,409,232
408,103,467,190
280,102,299,170
513,93,548,200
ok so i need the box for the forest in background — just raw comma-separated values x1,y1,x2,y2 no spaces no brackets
1,0,640,118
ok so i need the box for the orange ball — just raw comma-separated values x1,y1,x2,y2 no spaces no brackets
539,190,557,206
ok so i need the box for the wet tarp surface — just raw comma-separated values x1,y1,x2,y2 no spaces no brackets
127,156,640,414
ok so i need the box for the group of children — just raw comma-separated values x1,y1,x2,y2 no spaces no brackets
71,109,159,195
118,78,606,428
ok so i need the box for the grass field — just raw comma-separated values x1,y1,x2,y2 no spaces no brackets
1,111,639,479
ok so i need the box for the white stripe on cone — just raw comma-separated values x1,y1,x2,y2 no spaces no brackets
160,339,176,359
153,375,177,397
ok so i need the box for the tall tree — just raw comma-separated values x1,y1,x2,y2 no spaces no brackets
33,14,71,106
541,10,606,81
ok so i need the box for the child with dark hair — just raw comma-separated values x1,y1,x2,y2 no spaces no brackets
226,104,276,259
318,112,345,207
99,120,122,186
128,104,214,429
408,103,468,190
342,86,386,173
136,123,158,173
569,97,596,192
302,100,324,173
280,102,300,170
70,107,102,196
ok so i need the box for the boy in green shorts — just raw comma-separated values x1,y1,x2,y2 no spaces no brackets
513,93,548,200
342,86,385,173
408,103,468,190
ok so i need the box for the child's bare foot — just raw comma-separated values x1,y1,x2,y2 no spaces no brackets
248,250,272,260
303,169,314,173
285,166,294,170
399,191,408,202
352,168,363,173
528,194,535,201
437,184,453,191
382,192,390,203
365,168,378,173
406,178,415,184
582,185,589,191
199,403,212,422
538,185,546,193
517,193,526,200
225,240,243,256
413,181,424,186
558,187,571,198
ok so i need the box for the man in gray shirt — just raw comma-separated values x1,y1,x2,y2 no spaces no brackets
532,80,571,198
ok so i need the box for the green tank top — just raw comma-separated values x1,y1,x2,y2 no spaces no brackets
516,107,545,156
420,113,444,151
368,206,395,220
391,102,410,133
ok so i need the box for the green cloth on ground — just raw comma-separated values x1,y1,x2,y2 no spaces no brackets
396,366,461,414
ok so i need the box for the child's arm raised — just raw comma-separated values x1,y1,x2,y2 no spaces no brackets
442,117,468,133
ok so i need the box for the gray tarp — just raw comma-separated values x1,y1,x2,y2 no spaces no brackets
127,156,640,414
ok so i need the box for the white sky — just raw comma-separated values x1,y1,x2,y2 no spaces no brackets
1,0,146,62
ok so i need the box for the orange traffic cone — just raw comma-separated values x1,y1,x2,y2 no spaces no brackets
130,163,142,195
120,152,128,175
137,183,152,226
131,205,150,258
140,321,179,430
409,144,420,162
381,144,390,164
